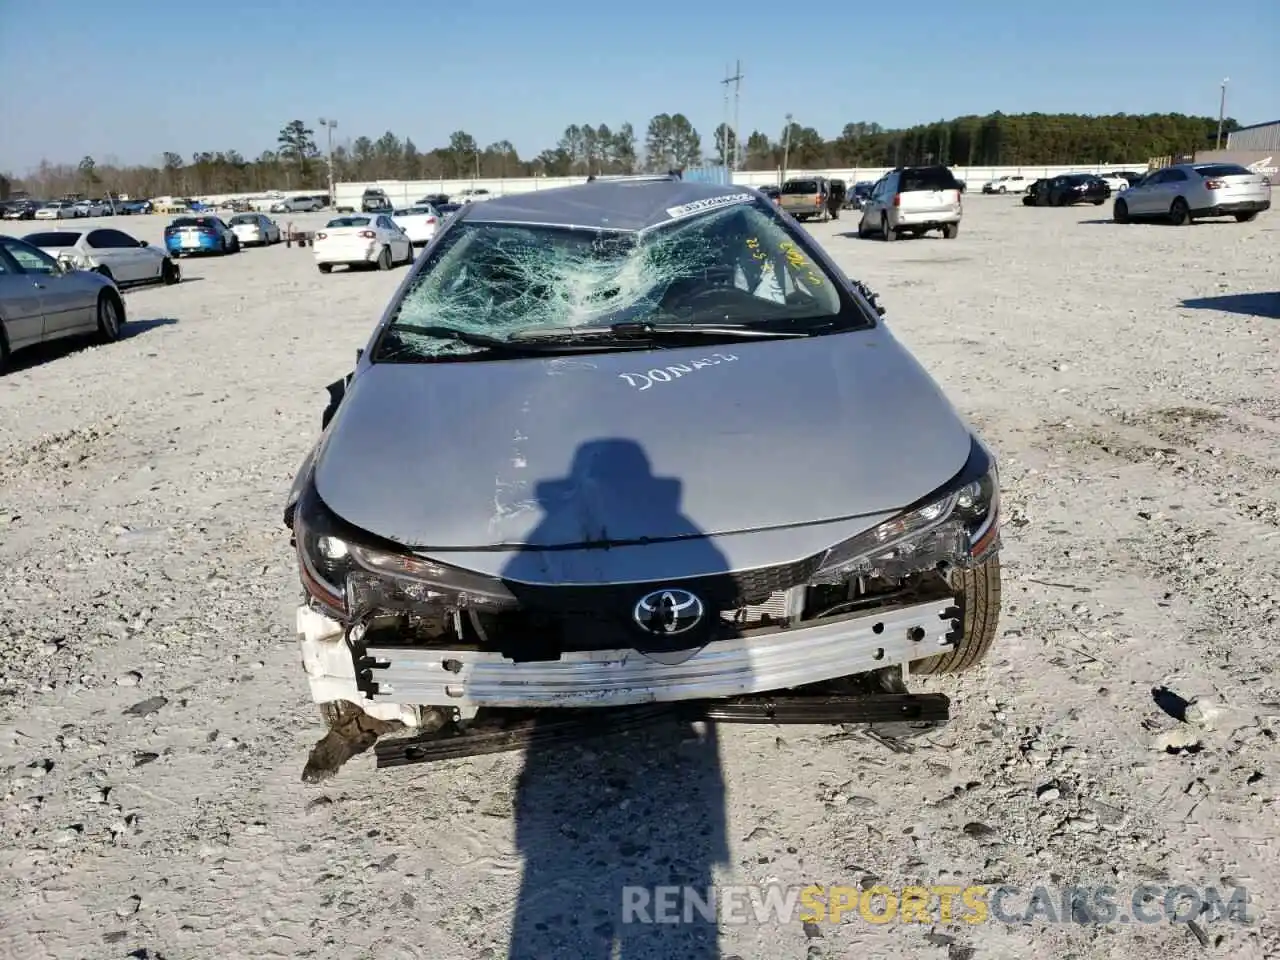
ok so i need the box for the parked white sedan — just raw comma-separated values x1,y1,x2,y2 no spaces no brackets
313,214,413,273
34,201,76,220
25,227,181,286
391,204,442,246
227,212,282,247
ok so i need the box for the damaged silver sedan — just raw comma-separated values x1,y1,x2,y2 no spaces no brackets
284,178,1002,778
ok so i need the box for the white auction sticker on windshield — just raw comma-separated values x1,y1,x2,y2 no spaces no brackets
665,193,754,220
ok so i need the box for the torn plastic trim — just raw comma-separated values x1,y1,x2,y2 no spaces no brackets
297,606,421,726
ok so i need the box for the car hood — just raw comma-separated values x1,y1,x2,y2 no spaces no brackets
312,325,974,550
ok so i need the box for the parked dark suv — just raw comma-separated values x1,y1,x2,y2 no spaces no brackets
361,189,392,213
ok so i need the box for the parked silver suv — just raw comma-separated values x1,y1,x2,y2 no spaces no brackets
857,166,963,240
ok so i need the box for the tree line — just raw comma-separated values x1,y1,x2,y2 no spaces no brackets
8,111,1236,199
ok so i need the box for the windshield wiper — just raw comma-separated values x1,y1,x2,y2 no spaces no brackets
507,321,814,342
386,320,819,357
386,323,653,353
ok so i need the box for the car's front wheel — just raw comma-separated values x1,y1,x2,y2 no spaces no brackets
95,291,124,344
912,555,1001,675
1113,199,1129,223
161,259,180,285
318,263,333,274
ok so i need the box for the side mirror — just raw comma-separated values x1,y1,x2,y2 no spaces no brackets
138,239,149,247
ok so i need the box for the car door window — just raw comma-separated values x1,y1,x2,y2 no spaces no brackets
0,237,59,274
1165,169,1188,182
86,229,137,249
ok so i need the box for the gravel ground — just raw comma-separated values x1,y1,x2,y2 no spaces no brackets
1,198,1278,960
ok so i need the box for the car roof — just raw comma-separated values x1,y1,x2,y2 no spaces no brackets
463,180,759,232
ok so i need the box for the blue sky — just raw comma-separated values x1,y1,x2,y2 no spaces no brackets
2,0,1276,173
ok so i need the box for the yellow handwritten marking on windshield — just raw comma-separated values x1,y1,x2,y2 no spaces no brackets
746,237,824,287
779,240,825,287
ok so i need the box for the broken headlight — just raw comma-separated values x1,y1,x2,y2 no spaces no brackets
292,483,517,618
811,441,1000,584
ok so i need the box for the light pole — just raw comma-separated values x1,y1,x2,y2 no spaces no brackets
781,113,793,183
318,117,337,205
1215,78,1229,150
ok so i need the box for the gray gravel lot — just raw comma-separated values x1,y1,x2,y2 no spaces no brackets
1,198,1278,959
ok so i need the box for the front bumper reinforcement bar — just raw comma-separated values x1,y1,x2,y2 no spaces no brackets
373,691,950,768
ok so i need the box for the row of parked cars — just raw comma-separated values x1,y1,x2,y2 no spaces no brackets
1012,162,1272,224
1,198,154,220
757,160,1272,241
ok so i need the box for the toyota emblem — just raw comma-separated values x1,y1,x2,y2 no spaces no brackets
633,588,705,636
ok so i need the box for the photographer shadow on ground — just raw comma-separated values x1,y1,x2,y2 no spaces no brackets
502,438,731,960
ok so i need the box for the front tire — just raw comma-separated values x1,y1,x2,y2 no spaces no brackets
318,263,333,274
95,291,124,343
1113,199,1129,223
161,259,180,285
912,555,1002,675
997,186,1007,194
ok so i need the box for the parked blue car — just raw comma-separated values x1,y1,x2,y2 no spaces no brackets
163,215,240,256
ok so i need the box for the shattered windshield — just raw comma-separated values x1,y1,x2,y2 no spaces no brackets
376,201,850,360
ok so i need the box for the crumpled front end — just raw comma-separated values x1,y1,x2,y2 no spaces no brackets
288,437,1000,729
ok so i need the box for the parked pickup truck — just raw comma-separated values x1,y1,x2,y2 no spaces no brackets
778,177,831,222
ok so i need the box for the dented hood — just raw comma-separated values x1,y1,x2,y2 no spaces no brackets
312,326,973,550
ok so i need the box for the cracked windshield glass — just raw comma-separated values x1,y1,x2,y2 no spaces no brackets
376,200,845,359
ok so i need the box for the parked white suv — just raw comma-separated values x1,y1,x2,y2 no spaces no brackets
857,166,963,241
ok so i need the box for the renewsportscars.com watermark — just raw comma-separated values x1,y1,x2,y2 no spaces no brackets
621,883,1252,926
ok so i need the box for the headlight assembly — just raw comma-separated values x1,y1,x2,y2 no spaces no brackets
812,441,1000,584
292,484,517,618
57,253,91,271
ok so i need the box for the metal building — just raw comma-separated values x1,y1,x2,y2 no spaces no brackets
1226,120,1280,152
